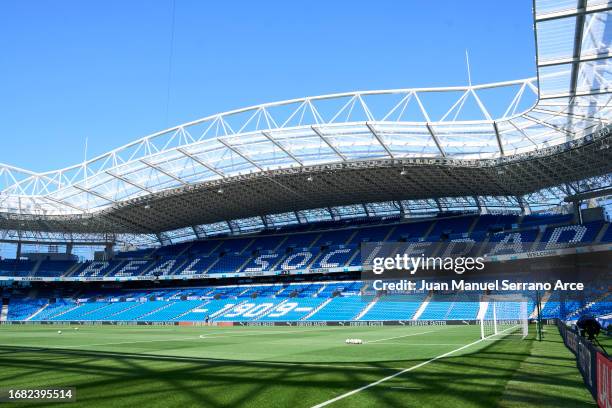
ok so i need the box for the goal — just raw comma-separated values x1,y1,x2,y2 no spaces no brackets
479,295,529,340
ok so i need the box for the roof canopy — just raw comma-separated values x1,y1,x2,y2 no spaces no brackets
0,0,610,241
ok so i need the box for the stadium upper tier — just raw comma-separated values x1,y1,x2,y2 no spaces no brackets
0,0,610,236
1,213,610,282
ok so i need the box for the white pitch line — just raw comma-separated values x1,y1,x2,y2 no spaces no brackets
310,338,484,408
39,327,339,349
196,327,341,340
311,326,518,408
363,343,466,346
364,330,434,344
62,337,199,348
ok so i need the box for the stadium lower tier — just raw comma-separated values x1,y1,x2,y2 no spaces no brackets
4,281,610,323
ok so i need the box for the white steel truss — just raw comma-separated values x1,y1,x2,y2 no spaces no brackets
0,0,608,232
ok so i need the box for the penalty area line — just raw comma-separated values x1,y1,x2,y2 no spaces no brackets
364,330,435,344
310,337,484,408
311,325,518,407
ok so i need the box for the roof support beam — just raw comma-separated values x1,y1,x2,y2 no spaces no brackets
425,123,446,157
140,160,188,186
538,52,612,67
568,0,588,100
508,120,539,147
218,139,264,170
523,114,575,138
177,148,225,177
105,171,153,193
72,185,117,204
44,196,88,213
532,107,610,123
535,3,612,23
540,89,612,100
492,121,505,156
365,122,394,158
362,203,370,217
311,126,347,161
395,201,405,217
434,198,443,212
538,102,610,109
261,131,303,165
516,195,528,215
473,196,482,213
192,226,203,239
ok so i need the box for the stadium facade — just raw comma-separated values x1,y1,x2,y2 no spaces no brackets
0,0,609,328
0,0,610,249
2,3,611,407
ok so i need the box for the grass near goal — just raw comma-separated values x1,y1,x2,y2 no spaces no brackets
0,322,594,407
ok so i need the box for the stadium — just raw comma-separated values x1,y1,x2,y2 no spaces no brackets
0,0,611,407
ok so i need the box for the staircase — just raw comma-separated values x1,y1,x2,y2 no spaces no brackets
466,216,480,235
565,292,608,319
595,223,609,243
302,298,332,320
211,300,247,319
238,239,256,255
176,241,196,257
237,288,251,297
531,227,546,251
63,262,82,277
355,296,380,320
236,256,254,273
421,221,437,241
138,260,161,277
0,303,8,321
412,292,433,320
28,260,42,277
345,250,360,266
49,304,82,319
104,261,131,277
314,284,326,297
172,301,210,320
138,302,174,320
25,303,49,321
106,302,142,319
255,299,288,320
165,257,191,276
344,230,358,245
530,291,552,319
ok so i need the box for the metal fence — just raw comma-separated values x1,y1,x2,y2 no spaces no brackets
557,321,611,407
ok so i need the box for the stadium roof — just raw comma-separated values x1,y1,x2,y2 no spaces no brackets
0,0,611,244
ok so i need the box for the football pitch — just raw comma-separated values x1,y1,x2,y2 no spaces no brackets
0,324,595,407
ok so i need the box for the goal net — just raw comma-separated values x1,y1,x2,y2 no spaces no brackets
480,295,529,340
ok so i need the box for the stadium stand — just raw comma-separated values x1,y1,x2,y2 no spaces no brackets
1,214,610,324
3,214,609,280
6,283,607,323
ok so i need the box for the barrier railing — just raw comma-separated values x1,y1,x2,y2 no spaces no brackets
557,320,611,407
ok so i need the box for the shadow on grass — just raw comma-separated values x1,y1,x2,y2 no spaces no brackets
0,334,594,408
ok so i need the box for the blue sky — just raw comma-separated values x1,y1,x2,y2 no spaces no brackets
0,0,535,172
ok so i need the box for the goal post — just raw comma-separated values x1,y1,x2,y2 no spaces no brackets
480,295,529,340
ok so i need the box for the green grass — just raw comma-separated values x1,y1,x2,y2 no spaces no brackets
0,324,595,407
598,334,612,350
498,333,597,407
